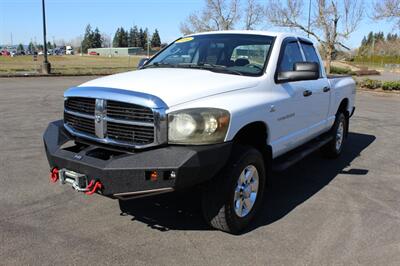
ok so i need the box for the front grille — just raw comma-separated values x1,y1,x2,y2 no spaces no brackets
107,122,154,144
63,97,157,148
106,100,154,123
64,112,95,136
65,97,95,115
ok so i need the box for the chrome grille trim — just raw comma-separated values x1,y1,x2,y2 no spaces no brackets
63,87,168,149
104,116,154,127
64,109,95,120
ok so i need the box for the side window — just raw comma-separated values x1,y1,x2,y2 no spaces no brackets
300,42,322,76
301,43,320,64
279,41,303,72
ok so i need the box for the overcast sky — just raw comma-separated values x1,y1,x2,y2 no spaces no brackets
0,0,396,48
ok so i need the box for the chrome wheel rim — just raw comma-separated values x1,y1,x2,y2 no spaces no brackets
234,165,259,218
336,121,344,151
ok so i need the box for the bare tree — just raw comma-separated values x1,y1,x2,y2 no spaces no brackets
374,0,400,28
180,0,241,35
266,0,364,73
245,0,265,30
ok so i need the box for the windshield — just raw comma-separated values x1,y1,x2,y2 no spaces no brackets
144,34,274,76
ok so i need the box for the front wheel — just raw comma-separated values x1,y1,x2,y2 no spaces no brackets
321,112,348,158
201,146,266,234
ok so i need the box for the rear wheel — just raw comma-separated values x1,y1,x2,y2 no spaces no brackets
321,112,348,158
201,145,266,234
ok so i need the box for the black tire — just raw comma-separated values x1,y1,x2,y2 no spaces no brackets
321,112,348,158
201,145,266,234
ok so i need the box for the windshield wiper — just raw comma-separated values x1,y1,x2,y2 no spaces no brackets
142,62,177,69
177,63,243,76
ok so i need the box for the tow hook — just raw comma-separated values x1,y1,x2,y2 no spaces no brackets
50,168,59,183
85,180,102,195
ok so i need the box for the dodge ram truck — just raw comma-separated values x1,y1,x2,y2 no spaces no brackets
43,31,356,234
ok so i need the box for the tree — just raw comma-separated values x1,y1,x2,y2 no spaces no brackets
180,0,241,35
28,42,35,53
92,27,102,48
137,28,149,49
81,24,93,53
266,0,364,73
17,43,24,53
81,25,103,52
47,41,52,50
113,27,128,47
244,0,264,30
151,29,161,47
374,0,400,28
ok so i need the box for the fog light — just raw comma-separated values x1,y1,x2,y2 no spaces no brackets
146,171,158,182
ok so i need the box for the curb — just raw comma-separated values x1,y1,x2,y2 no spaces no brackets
0,73,112,78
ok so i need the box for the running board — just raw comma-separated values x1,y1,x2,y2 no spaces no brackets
272,135,333,172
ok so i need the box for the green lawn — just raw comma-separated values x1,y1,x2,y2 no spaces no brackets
0,55,143,76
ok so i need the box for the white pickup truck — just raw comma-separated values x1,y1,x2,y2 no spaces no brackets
43,31,355,234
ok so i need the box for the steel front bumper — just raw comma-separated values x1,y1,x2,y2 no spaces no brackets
43,120,232,198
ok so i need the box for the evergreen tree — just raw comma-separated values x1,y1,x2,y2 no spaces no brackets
47,41,52,50
113,28,120,47
129,26,139,47
138,28,144,48
361,36,367,46
17,43,24,52
120,27,128,47
138,28,148,49
113,27,128,47
151,29,161,47
28,42,35,53
81,24,94,53
133,26,141,47
366,32,374,45
92,27,102,48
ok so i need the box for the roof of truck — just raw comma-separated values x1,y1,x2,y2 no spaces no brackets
188,30,313,43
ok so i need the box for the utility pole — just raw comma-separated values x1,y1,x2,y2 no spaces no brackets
307,0,311,38
41,0,51,74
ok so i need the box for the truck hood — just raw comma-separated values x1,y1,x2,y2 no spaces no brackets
79,68,259,107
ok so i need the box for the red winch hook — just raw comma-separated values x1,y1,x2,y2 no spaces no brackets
85,181,102,195
50,168,59,183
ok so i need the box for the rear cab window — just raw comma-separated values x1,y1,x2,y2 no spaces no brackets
300,42,323,77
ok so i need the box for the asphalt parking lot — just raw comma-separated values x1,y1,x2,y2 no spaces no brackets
0,77,399,265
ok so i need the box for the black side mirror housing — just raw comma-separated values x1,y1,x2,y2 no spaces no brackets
277,62,320,83
137,58,149,69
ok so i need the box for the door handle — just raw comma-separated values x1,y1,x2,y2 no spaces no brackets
323,87,331,92
303,90,312,97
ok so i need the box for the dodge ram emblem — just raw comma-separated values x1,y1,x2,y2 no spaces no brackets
95,114,102,123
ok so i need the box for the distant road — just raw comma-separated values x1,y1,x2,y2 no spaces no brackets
355,71,400,81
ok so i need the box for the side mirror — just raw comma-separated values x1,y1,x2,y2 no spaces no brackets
137,58,149,69
277,62,320,83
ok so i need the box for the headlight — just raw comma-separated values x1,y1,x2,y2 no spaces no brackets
168,108,230,145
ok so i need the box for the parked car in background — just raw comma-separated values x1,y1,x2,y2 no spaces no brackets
66,46,74,55
38,51,44,55
88,51,99,56
1,50,10,56
53,48,65,55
